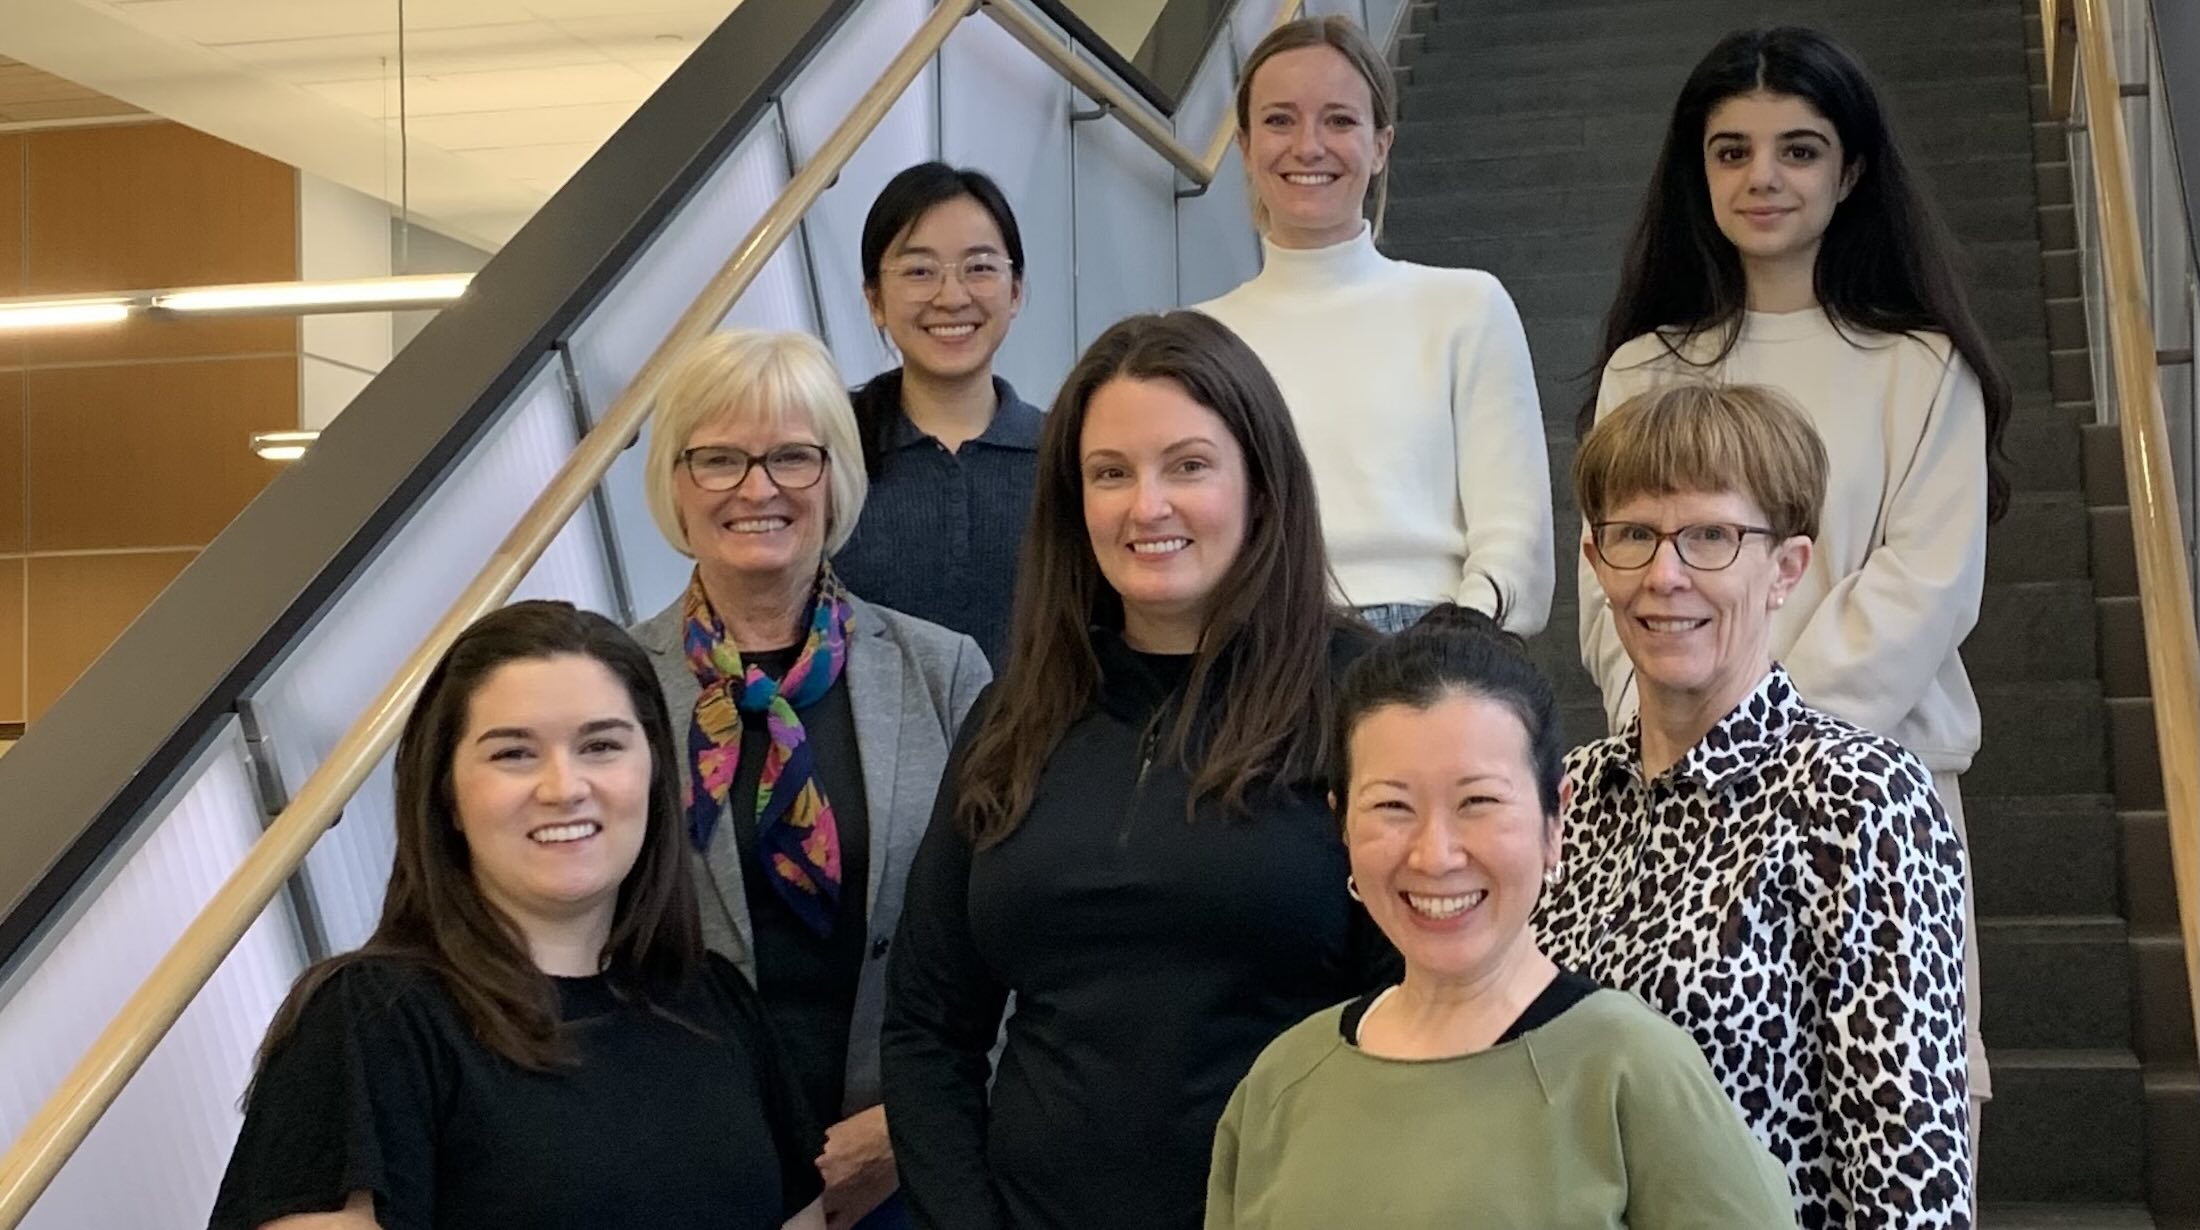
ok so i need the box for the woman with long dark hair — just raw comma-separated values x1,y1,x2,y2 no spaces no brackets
1577,25,2007,1136
832,162,1042,666
211,602,824,1230
880,311,1395,1230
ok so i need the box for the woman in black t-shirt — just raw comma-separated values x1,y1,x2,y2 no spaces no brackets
210,602,825,1230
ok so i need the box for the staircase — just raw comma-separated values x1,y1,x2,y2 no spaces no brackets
1378,0,2198,1224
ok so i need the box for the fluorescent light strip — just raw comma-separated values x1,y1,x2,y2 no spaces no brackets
158,274,472,314
0,300,132,330
250,430,321,462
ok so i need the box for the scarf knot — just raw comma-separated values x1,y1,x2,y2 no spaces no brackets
682,567,852,937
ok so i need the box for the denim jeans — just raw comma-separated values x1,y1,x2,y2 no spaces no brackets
1354,602,1434,634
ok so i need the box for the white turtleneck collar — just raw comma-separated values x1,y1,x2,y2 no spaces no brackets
1254,221,1390,292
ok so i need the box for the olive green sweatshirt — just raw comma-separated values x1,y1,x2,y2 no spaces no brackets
1206,988,1795,1230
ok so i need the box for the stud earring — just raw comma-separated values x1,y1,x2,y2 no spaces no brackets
1543,865,1563,887
1346,876,1362,903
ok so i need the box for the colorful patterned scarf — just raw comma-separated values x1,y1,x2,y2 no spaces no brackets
682,566,853,937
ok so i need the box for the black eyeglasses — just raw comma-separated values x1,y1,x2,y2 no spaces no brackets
679,443,828,492
1589,522,1777,571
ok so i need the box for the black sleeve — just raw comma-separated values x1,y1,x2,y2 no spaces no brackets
702,955,827,1219
208,960,448,1230
880,692,1013,1230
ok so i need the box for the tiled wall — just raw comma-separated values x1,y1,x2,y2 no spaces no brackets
1,122,299,728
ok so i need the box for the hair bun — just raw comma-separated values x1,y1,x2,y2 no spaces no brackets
1406,601,1526,652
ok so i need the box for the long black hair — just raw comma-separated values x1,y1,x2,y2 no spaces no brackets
1584,26,2013,521
856,161,1026,475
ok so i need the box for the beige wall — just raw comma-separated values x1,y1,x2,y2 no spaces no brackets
0,123,299,727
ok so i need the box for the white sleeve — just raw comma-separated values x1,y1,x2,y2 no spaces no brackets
1577,359,1646,732
1452,274,1555,634
1780,351,1988,737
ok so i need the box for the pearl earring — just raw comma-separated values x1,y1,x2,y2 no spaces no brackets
1543,865,1563,887
1346,876,1363,903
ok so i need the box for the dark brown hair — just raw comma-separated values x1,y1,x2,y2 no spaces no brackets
1584,26,2012,520
251,600,702,1075
957,311,1346,846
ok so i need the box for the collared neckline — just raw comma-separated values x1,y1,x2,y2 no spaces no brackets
862,369,1042,454
1583,666,1806,796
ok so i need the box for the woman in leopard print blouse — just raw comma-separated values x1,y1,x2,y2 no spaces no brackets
1537,383,1972,1228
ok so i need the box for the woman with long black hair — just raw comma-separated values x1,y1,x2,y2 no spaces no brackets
833,162,1043,667
1577,25,2010,1142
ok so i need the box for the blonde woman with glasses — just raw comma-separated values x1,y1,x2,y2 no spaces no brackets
633,328,991,1230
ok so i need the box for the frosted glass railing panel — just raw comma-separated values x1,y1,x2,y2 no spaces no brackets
0,730,305,1230
250,362,618,951
565,114,812,619
938,9,1076,402
783,0,939,379
1071,48,1183,351
1172,0,1280,308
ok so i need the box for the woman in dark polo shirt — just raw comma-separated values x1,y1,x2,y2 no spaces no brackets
833,162,1041,668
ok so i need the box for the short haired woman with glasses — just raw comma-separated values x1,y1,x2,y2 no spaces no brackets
635,328,993,1230
832,162,1043,667
1539,382,1974,1227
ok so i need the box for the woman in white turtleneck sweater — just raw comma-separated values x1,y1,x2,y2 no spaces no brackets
1197,16,1552,635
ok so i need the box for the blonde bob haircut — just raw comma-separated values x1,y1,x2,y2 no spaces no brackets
1573,383,1828,541
1235,16,1398,239
643,328,869,559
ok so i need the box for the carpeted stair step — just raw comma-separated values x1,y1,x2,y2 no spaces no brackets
1980,917,2137,1050
1981,1050,2148,1204
1965,794,2120,918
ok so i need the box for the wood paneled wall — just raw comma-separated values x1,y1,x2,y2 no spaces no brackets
1,122,300,726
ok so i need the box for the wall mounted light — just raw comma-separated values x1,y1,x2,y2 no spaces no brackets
0,298,132,331
250,430,321,462
0,273,475,329
155,274,472,316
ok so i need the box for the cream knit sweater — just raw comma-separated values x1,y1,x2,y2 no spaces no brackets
1582,308,1988,772
1198,225,1554,633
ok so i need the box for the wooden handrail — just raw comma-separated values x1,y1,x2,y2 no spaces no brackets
2042,0,2077,121
981,0,1208,181
2057,0,2200,1064
0,0,1242,1221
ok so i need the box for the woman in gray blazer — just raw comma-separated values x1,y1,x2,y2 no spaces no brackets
633,328,990,1230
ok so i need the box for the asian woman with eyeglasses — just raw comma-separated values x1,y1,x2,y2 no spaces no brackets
831,163,1044,668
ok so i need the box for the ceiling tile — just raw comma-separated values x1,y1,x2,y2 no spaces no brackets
462,139,595,183
305,60,651,118
215,22,607,85
400,100,630,150
97,0,540,45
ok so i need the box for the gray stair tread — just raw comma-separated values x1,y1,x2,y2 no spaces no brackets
1981,1206,2160,1229
1993,1048,2144,1069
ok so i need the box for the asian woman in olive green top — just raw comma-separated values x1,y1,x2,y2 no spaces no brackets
1205,605,1792,1230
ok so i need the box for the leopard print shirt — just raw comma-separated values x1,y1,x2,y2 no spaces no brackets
1536,666,1973,1228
